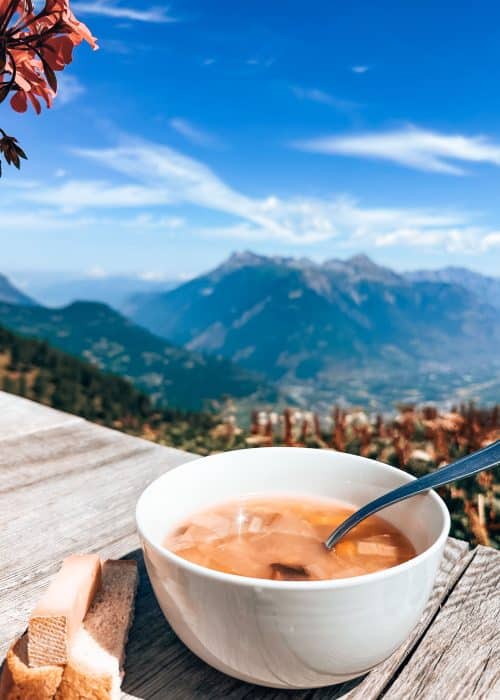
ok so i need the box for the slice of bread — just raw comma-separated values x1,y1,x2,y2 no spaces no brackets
28,554,102,667
0,633,63,700
55,560,138,700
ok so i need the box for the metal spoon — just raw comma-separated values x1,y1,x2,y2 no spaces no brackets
324,440,500,550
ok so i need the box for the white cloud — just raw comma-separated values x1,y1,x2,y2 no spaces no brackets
292,86,358,114
6,137,500,253
245,57,274,68
138,270,170,281
294,125,500,175
373,227,480,252
480,232,500,250
0,208,184,235
70,141,500,250
72,1,176,23
0,210,94,231
56,75,86,106
203,58,216,66
352,65,369,74
86,265,108,278
169,118,217,147
23,180,168,212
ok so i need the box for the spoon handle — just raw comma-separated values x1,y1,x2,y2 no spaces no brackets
324,440,500,550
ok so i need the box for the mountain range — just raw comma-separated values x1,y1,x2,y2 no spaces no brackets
406,266,500,311
126,252,500,409
2,254,499,411
0,273,35,306
0,298,272,411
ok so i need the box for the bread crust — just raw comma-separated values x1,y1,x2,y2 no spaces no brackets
1,558,136,700
54,664,113,700
0,634,63,700
28,555,102,668
55,560,138,700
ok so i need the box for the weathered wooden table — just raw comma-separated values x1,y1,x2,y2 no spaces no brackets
0,391,498,699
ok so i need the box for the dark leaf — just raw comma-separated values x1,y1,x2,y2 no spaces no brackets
0,130,27,173
0,43,6,74
42,58,58,93
14,144,28,160
0,84,10,105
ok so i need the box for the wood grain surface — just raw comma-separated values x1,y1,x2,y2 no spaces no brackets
0,392,81,441
0,392,498,699
384,545,500,700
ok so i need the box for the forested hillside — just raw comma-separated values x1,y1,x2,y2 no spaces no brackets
0,324,221,452
0,300,273,411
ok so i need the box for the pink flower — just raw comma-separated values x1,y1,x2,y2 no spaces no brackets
1,0,97,114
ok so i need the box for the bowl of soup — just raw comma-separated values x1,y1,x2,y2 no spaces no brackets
136,447,450,688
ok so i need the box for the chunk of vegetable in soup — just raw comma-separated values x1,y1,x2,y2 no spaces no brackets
164,496,416,581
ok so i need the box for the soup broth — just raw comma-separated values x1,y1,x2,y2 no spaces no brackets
164,496,416,581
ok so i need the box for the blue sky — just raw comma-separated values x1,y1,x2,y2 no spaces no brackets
2,0,500,281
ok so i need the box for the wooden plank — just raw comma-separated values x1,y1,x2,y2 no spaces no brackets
0,419,153,492
384,546,500,700
0,390,81,441
116,538,471,700
0,418,197,658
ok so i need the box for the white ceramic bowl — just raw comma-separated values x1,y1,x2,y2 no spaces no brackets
136,447,450,689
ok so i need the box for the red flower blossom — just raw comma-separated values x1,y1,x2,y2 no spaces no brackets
0,0,96,173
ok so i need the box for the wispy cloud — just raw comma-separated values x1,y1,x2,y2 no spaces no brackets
72,1,176,23
480,232,500,251
202,58,216,66
0,209,185,237
3,137,495,252
86,265,108,278
244,57,274,69
293,126,500,175
292,86,359,115
169,118,217,147
7,142,497,252
352,65,369,74
99,38,131,54
22,180,168,212
56,75,86,106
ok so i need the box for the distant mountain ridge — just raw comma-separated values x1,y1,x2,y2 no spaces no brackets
405,266,500,310
127,251,499,372
0,273,35,306
126,251,500,409
21,274,178,312
0,299,274,411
